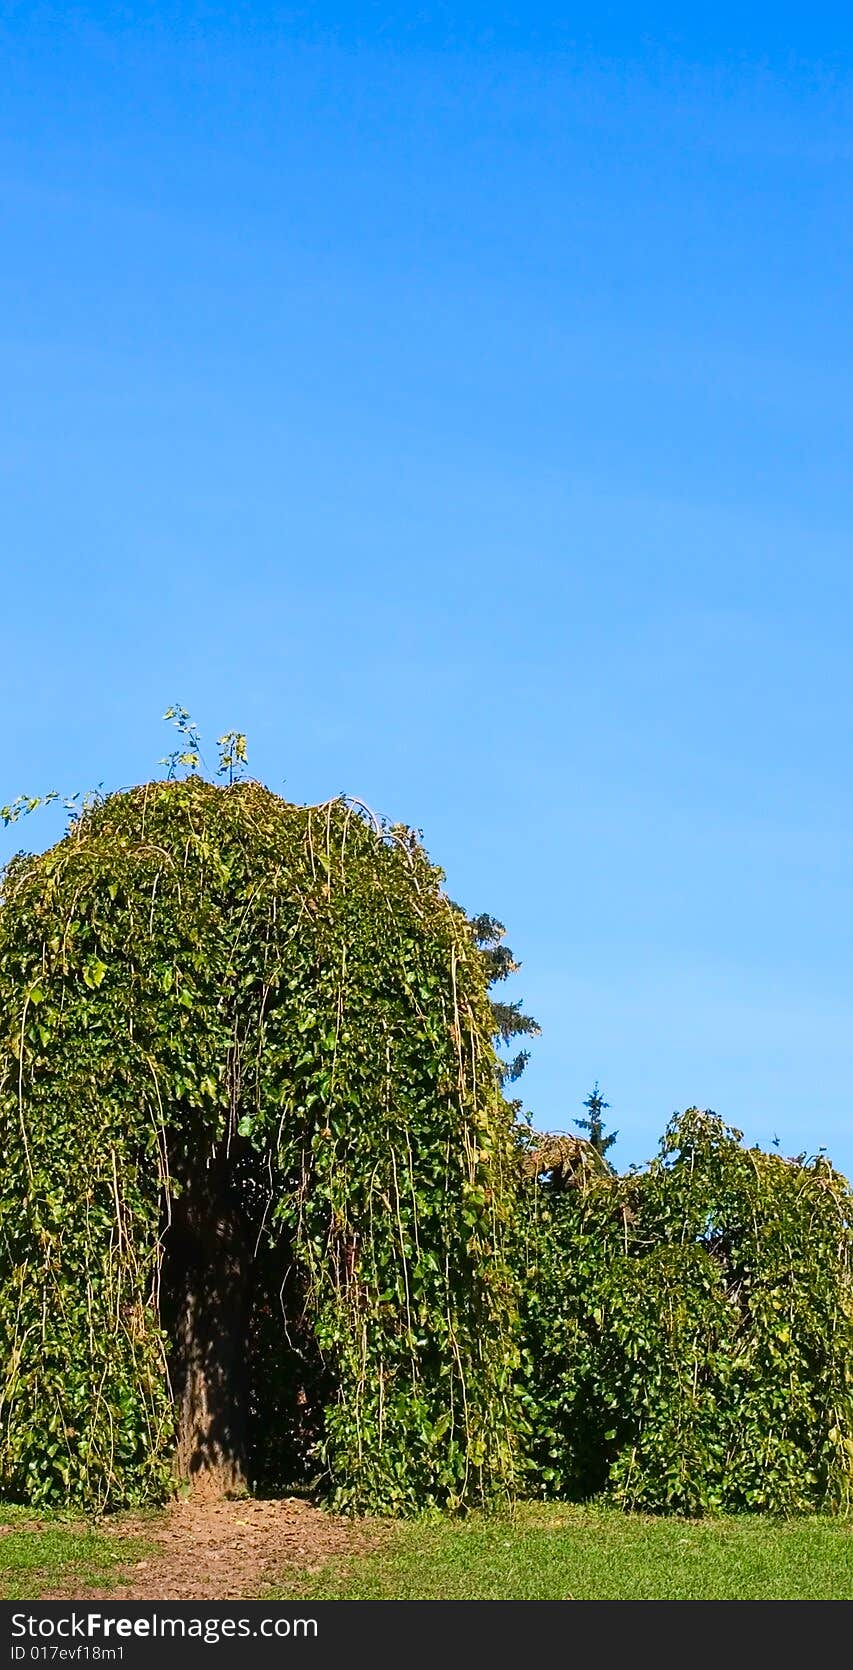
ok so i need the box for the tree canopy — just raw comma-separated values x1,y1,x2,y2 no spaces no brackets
521,1108,853,1513
0,774,521,1512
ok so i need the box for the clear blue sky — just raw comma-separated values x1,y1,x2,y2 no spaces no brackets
3,4,853,1173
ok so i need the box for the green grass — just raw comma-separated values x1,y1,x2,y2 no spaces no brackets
268,1503,853,1601
4,1499,852,1601
0,1506,151,1601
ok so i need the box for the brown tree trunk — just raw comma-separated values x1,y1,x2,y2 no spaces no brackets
165,1170,253,1496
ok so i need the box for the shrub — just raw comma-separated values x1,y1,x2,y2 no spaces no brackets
521,1109,853,1513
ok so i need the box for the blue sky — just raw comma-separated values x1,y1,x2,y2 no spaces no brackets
3,4,853,1173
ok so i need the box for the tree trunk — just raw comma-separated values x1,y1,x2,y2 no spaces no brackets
164,1169,253,1496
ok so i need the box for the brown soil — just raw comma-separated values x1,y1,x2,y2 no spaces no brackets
43,1495,381,1601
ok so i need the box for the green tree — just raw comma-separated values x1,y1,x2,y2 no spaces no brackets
0,721,521,1512
520,1109,853,1514
466,912,540,1103
574,1081,617,1162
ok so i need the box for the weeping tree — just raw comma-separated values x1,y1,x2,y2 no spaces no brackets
0,734,521,1512
521,1109,853,1513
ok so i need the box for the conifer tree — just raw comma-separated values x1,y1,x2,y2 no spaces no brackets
574,1081,618,1163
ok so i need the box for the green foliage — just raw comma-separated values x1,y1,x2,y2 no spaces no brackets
521,1109,853,1514
463,912,540,1103
6,715,851,1527
574,1082,617,1163
1,791,84,828
159,704,203,777
215,731,248,784
0,768,521,1513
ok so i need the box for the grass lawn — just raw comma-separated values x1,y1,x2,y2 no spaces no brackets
2,1500,852,1601
269,1503,853,1602
0,1506,152,1601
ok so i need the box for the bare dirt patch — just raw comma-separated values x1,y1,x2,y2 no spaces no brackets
43,1495,381,1601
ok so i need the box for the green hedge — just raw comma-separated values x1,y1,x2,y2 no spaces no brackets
520,1110,853,1514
